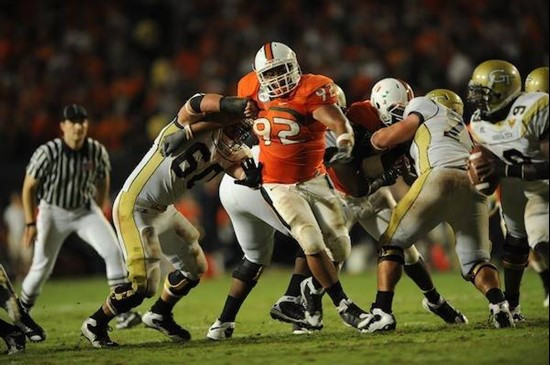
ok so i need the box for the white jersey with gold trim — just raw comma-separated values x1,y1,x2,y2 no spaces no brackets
121,122,250,207
405,96,473,175
469,92,549,165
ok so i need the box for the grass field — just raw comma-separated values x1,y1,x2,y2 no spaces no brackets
2,269,548,364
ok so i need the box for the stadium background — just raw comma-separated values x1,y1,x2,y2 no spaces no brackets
0,0,548,280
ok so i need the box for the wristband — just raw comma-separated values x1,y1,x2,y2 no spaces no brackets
336,133,353,147
26,222,36,227
220,97,248,115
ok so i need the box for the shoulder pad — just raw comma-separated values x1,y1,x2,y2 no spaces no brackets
294,74,334,98
237,72,260,98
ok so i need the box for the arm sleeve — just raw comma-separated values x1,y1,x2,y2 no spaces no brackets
404,97,439,123
26,145,51,181
305,83,338,113
96,144,111,180
524,94,549,140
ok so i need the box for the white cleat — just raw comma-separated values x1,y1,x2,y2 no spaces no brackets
206,320,235,341
544,294,549,308
362,307,396,333
80,318,118,348
488,301,515,329
509,305,526,323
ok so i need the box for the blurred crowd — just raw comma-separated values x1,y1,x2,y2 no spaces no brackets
0,0,548,278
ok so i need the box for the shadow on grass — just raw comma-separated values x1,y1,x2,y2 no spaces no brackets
18,316,549,358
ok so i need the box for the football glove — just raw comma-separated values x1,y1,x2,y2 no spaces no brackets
326,144,353,166
161,125,193,157
234,158,263,189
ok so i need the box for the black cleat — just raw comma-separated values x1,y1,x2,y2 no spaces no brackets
422,297,468,324
300,278,324,329
141,311,191,342
2,328,26,355
15,309,46,342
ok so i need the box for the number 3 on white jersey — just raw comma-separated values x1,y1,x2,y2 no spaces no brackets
254,117,303,145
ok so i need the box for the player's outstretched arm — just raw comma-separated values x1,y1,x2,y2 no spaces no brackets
370,114,421,151
21,174,39,247
162,94,258,156
94,173,110,209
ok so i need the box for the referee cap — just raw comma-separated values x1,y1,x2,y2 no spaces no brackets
62,104,88,122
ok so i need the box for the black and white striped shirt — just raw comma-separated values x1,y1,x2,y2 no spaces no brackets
26,138,111,209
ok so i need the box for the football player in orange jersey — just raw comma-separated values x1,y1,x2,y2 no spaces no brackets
236,41,370,330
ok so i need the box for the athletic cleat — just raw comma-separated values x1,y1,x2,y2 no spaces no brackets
80,318,119,348
2,329,25,355
362,307,396,333
115,311,142,330
142,311,191,342
206,319,235,340
15,309,46,342
544,294,549,308
337,299,371,330
488,301,515,329
292,323,312,335
300,278,324,329
270,295,314,329
510,305,526,323
422,297,468,324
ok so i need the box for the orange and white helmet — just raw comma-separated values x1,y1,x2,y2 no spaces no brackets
253,42,302,98
370,78,414,126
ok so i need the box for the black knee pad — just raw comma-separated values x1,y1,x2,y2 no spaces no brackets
533,241,549,258
378,245,405,265
164,270,200,297
108,283,145,314
295,247,306,259
464,260,499,282
232,258,264,287
502,235,530,270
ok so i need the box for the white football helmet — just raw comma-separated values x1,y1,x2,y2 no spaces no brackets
253,42,302,98
370,78,414,126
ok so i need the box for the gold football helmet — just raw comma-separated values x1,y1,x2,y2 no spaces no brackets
525,67,549,93
333,84,347,109
426,89,464,117
467,60,521,118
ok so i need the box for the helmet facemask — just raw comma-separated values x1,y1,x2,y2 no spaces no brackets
256,62,301,98
467,82,499,118
214,119,254,160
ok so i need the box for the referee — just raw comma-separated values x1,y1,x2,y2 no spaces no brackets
20,104,140,335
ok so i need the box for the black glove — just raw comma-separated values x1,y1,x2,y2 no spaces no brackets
368,167,401,195
234,158,263,189
324,147,338,165
379,167,400,186
162,127,191,157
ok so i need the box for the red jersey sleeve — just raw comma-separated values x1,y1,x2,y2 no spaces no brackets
300,75,338,114
237,72,260,99
346,100,384,132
